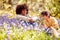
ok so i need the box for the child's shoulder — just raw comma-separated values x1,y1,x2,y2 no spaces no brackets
50,16,57,21
50,16,58,23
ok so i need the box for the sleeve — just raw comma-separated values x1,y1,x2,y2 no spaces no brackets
33,22,38,27
51,17,59,29
20,20,27,28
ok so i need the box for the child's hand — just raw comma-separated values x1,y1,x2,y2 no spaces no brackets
29,19,34,23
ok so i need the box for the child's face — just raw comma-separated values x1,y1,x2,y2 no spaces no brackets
42,16,48,20
21,9,27,16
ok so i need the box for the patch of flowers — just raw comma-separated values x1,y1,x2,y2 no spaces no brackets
0,16,60,40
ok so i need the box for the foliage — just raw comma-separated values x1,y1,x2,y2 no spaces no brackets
0,0,60,19
0,0,60,40
0,16,59,40
0,25,60,40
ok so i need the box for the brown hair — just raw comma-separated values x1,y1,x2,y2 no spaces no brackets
41,11,50,17
16,4,28,15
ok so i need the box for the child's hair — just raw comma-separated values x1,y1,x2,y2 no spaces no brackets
41,11,50,17
16,4,28,15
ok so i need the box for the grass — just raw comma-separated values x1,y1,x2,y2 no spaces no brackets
0,25,60,40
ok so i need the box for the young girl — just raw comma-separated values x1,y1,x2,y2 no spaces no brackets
41,11,59,36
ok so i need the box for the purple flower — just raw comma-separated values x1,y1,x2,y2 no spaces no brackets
0,23,3,26
5,24,10,30
0,19,4,24
1,16,6,20
11,18,18,24
11,22,17,26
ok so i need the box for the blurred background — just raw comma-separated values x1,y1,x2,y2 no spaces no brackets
0,0,60,19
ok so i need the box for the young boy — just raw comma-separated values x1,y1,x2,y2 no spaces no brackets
16,4,38,29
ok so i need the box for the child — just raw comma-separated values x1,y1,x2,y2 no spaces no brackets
41,11,59,35
16,4,38,29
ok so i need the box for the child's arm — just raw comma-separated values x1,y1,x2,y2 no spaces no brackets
16,15,38,22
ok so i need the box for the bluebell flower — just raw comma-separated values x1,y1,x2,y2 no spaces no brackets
11,18,18,24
